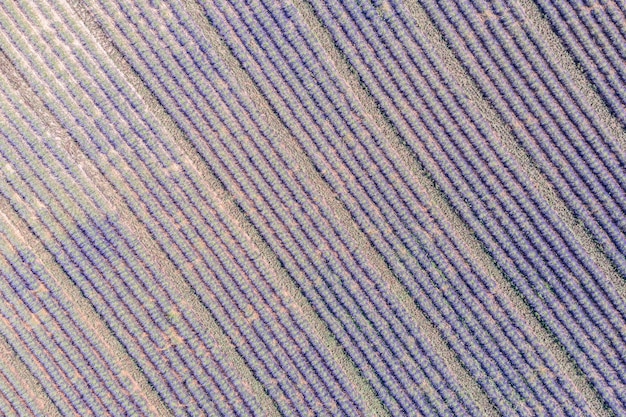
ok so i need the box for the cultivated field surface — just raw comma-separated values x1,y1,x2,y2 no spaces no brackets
0,0,625,416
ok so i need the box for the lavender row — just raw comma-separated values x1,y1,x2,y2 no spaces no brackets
191,0,477,414
0,17,241,416
182,0,608,412
152,0,508,412
0,384,18,417
344,0,626,368
0,101,175,416
386,0,626,379
452,0,626,268
195,0,591,415
0,248,131,416
0,110,209,416
254,0,584,410
14,0,356,412
4,240,150,416
534,0,626,127
483,0,626,247
0,343,41,417
357,0,626,350
0,303,75,416
394,0,623,354
52,0,366,412
91,0,459,413
352,0,626,400
485,0,626,203
304,0,624,412
42,0,366,412
0,251,99,416
98,1,420,414
223,1,498,412
304,0,612,412
0,5,308,416
386,0,624,410
396,0,626,288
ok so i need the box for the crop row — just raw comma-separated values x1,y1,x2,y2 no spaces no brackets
250,0,624,410
2,0,372,415
380,0,620,358
0,336,44,417
398,0,624,360
410,0,626,281
404,0,623,364
394,0,626,325
89,4,366,416
163,0,552,413
404,0,619,408
48,0,370,413
362,0,626,342
4,0,624,415
308,0,588,412
534,0,626,127
85,0,476,414
305,0,626,413
94,0,626,412
0,85,184,416
478,0,626,268
0,4,272,416
0,239,136,416
0,92,215,416
0,238,110,416
189,1,470,414
193,0,598,415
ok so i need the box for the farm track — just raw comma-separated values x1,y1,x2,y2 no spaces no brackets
0,0,624,416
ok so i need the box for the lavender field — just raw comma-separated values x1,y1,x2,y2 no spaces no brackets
0,0,625,415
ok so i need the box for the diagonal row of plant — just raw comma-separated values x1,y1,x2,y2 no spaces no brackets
0,189,173,417
385,0,626,367
410,0,626,284
304,0,600,412
473,0,626,274
0,60,198,415
402,0,626,398
54,0,375,413
0,378,17,417
532,0,626,129
186,0,479,414
0,223,138,416
91,0,392,412
304,0,626,414
190,0,601,415
4,0,622,415
6,0,380,412
81,0,481,414
0,77,217,416
0,2,310,415
378,0,626,368
0,368,28,416
396,0,626,354
353,0,626,360
0,333,49,417
0,224,107,416
247,0,616,412
412,0,626,401
244,0,602,412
